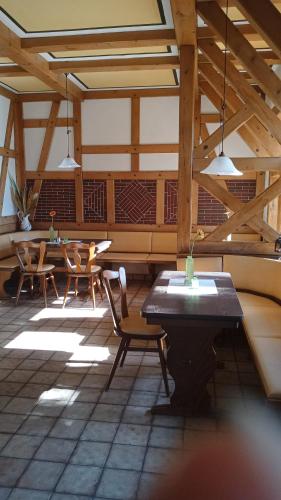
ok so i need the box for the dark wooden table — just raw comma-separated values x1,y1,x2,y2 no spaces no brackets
141,270,243,416
32,238,112,256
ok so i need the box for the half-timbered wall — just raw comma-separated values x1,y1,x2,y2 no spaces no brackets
15,95,257,233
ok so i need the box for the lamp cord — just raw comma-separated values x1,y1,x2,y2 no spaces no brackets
66,73,70,157
221,0,229,154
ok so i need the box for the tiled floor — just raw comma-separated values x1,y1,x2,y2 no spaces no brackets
0,278,279,499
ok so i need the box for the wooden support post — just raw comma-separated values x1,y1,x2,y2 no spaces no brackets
107,179,115,225
131,96,140,172
177,45,196,254
73,100,83,224
156,179,165,225
74,167,83,224
14,100,25,189
0,102,14,212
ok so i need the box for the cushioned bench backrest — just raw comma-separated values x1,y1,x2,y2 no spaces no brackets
108,231,152,253
59,230,108,240
0,234,14,259
223,255,281,301
177,256,223,272
151,233,177,254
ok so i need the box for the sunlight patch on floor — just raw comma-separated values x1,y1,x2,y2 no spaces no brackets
5,330,84,351
30,306,108,321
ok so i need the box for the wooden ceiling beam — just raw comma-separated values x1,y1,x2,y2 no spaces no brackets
197,0,281,6
197,1,281,110
49,56,179,73
235,0,281,60
21,29,177,53
198,38,281,145
170,0,197,46
0,20,82,100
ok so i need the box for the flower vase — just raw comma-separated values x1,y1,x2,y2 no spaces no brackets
49,225,56,242
18,213,32,231
185,255,194,285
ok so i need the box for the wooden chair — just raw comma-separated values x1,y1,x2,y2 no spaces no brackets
61,241,103,308
15,241,59,307
103,267,169,395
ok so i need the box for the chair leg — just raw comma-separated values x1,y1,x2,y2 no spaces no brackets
74,277,79,296
89,276,96,309
96,275,103,301
41,275,48,308
120,338,130,367
157,338,169,397
105,337,127,391
16,274,24,305
50,273,59,299
30,275,34,296
63,276,71,308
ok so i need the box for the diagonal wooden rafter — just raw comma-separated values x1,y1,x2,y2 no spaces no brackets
193,172,279,241
197,1,281,111
194,105,253,158
205,175,281,241
235,0,281,61
200,123,216,159
0,103,14,212
21,29,177,53
199,68,281,157
0,20,82,100
32,101,61,210
198,38,281,146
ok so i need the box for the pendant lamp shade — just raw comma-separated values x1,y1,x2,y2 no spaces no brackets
57,73,80,169
200,0,242,177
201,152,243,176
57,155,80,169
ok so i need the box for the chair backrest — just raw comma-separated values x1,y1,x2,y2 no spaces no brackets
15,241,46,272
61,242,96,273
103,267,129,333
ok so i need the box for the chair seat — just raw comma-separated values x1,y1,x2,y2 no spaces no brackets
68,264,102,275
120,314,164,337
24,264,55,273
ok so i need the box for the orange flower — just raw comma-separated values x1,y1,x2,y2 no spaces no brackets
49,210,56,217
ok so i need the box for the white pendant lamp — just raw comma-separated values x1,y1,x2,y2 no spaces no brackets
57,73,80,169
201,0,242,177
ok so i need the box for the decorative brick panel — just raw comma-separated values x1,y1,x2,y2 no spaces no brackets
32,180,76,222
115,180,156,224
198,180,256,226
164,180,178,224
83,180,107,223
198,187,227,226
226,180,256,203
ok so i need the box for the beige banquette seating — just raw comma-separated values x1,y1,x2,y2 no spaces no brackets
223,255,281,401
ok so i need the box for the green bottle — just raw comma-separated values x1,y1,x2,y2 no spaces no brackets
49,225,55,242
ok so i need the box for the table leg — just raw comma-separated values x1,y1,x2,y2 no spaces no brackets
151,324,219,416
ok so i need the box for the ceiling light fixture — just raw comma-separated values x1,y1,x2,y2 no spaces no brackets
57,73,80,169
201,0,242,177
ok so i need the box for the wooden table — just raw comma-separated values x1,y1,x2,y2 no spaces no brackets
141,270,243,416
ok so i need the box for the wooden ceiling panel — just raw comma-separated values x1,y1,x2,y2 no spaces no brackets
0,76,51,92
74,69,177,89
0,0,165,33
